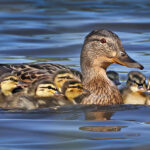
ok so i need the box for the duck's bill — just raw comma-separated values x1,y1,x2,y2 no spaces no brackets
113,55,144,70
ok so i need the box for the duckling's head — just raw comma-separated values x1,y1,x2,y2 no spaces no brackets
0,74,24,96
53,70,75,92
106,71,120,85
81,29,143,78
35,80,58,98
127,71,146,92
62,80,89,103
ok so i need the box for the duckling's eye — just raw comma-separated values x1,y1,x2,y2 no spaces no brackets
100,38,106,44
9,78,14,81
120,52,126,57
47,86,52,89
77,85,83,89
9,77,17,82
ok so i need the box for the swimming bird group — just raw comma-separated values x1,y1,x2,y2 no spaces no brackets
0,29,149,110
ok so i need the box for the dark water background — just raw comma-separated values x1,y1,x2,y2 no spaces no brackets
0,0,150,149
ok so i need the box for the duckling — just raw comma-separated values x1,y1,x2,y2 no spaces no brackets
61,80,90,104
106,71,121,86
0,29,143,105
0,73,38,110
0,73,24,97
53,69,82,92
120,71,147,105
34,79,89,108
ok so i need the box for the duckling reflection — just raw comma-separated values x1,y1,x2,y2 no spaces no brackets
53,69,82,92
106,71,121,86
121,71,147,105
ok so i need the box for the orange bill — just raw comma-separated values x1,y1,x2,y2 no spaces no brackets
113,54,144,70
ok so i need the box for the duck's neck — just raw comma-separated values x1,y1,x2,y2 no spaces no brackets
81,67,122,105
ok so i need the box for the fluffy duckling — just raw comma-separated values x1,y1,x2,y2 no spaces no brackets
61,80,90,104
52,69,82,92
106,71,121,86
34,79,89,108
0,29,143,105
0,73,24,97
0,73,38,110
121,71,147,105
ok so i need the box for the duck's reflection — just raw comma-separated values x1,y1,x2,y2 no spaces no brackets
81,111,126,132
85,111,113,121
80,125,126,132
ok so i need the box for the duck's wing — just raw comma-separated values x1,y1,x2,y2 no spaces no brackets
0,63,68,82
0,63,82,83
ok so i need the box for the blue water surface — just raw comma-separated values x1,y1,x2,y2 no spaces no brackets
0,0,150,149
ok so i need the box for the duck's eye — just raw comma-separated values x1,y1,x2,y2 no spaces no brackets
120,52,126,57
100,38,106,44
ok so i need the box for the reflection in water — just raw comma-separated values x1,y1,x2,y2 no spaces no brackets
80,126,126,132
85,111,113,121
81,111,125,133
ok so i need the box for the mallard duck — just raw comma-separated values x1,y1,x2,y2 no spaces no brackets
80,29,143,105
106,71,120,86
120,71,147,105
0,29,143,105
52,69,82,92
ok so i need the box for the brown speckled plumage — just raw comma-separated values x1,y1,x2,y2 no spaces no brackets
80,29,143,105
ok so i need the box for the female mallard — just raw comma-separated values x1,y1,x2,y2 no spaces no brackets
120,71,147,105
80,29,143,105
0,29,143,105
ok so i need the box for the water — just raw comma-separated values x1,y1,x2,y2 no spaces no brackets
0,0,150,149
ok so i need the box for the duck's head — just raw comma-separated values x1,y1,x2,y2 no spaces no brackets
62,80,90,103
106,71,120,85
127,71,146,92
53,70,76,92
35,80,58,98
81,29,144,77
0,74,25,96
